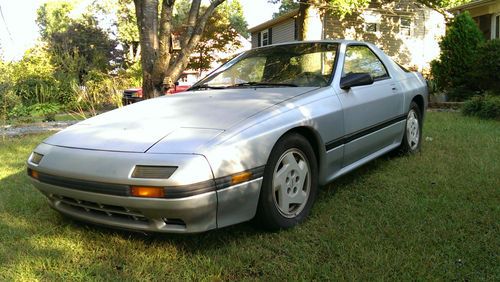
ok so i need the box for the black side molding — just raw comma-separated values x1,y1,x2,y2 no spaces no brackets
325,114,406,151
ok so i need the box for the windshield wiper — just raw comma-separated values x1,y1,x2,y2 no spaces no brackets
189,84,226,91
226,82,298,88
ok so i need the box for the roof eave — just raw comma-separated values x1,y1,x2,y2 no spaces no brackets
248,9,299,33
448,0,496,12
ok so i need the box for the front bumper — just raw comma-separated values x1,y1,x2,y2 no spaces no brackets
27,143,263,233
30,176,263,233
31,178,218,233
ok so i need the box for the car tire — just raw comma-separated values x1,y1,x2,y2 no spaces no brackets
256,133,318,231
399,101,422,154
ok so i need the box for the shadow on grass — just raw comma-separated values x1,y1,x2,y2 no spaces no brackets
321,151,402,196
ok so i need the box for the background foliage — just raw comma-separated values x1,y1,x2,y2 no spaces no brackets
431,12,485,101
1,0,248,123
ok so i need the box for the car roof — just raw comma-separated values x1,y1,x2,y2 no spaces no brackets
252,39,370,50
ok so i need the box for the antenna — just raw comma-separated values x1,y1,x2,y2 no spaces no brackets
0,4,14,42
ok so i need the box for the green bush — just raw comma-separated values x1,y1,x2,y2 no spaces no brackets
0,89,22,114
8,105,32,120
13,76,60,104
448,86,482,102
462,94,500,120
431,12,485,101
29,103,60,122
469,39,500,94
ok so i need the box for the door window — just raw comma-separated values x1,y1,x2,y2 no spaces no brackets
342,45,389,80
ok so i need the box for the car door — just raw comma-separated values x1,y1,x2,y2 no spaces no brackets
337,44,404,167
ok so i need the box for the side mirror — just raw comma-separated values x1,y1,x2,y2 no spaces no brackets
340,73,374,90
174,81,180,86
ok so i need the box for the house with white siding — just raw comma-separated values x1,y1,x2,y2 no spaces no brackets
248,0,446,72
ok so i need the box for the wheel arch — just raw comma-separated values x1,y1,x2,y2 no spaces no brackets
411,94,425,118
280,126,324,169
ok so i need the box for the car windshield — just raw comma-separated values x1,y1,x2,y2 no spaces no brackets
193,43,338,89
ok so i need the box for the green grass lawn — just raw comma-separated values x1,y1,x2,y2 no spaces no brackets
0,112,498,280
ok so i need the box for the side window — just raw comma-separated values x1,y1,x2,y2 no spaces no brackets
261,29,269,46
342,45,389,80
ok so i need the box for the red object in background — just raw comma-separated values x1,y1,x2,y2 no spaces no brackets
122,85,191,105
166,85,190,95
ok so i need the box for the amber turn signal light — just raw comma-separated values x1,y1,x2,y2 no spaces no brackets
231,171,252,185
28,168,39,179
130,186,165,198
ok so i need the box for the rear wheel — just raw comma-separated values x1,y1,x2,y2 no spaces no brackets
399,101,422,154
256,133,318,230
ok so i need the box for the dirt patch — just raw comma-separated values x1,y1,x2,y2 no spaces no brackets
1,121,78,137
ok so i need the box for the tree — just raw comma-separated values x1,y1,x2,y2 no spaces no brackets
171,0,246,73
36,1,121,85
224,0,248,37
188,9,241,72
49,19,121,84
36,0,76,40
431,11,484,100
133,0,226,99
272,0,299,18
117,0,141,65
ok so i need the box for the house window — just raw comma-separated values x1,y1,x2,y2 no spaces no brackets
400,18,411,36
365,22,379,33
261,29,269,46
362,11,381,33
493,14,500,39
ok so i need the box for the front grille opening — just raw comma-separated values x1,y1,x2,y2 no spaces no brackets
162,218,186,227
51,194,149,223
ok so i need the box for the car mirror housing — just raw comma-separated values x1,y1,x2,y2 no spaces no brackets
340,73,374,90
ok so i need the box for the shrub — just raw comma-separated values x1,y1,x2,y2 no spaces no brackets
13,76,60,104
431,12,484,101
462,94,500,120
469,39,500,94
0,89,22,113
8,105,32,120
448,86,482,102
70,70,126,117
29,103,61,122
10,44,64,105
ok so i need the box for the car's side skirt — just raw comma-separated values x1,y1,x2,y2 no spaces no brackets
325,142,401,184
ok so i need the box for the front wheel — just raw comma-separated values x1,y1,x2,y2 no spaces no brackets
256,133,318,230
399,101,422,154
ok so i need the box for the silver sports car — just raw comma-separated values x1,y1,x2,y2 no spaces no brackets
27,40,427,233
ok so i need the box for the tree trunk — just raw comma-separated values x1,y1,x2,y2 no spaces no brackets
133,0,225,99
134,0,162,98
297,0,323,41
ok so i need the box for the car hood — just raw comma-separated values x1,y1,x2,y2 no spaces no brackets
44,87,317,153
